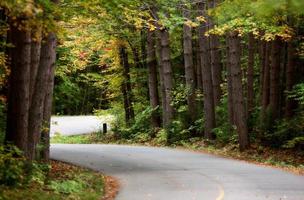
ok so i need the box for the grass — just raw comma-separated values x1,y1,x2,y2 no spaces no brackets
51,132,304,175
0,161,105,200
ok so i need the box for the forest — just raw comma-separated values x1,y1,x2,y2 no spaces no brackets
0,0,304,199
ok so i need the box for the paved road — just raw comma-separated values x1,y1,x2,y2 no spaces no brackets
51,144,304,200
50,115,113,137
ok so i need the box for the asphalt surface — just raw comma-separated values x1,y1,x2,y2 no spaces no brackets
50,115,113,137
51,144,304,200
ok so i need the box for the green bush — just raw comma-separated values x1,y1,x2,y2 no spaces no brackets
112,106,156,140
213,97,236,143
0,101,6,144
0,145,49,187
263,115,304,148
0,145,26,186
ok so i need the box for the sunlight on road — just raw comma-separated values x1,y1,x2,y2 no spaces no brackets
50,115,114,137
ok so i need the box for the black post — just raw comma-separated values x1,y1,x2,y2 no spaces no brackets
103,123,107,134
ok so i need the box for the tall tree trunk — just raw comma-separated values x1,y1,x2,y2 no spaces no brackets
141,29,147,68
229,32,249,150
156,30,166,126
209,0,222,107
226,36,234,126
120,46,134,125
40,34,57,161
194,37,202,90
261,42,271,117
28,33,56,160
269,38,281,119
285,41,296,118
29,31,41,104
147,30,161,128
183,7,196,121
5,22,31,156
259,40,266,103
247,33,255,115
198,2,215,139
160,29,174,127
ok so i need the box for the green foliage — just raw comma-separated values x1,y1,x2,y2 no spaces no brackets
0,101,6,143
49,180,84,194
289,83,304,106
154,129,168,145
51,133,94,144
0,145,51,187
283,137,304,149
0,145,25,186
112,106,156,140
263,115,304,148
0,161,105,200
167,120,192,144
213,97,236,143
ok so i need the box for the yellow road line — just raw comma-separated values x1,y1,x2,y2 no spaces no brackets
216,184,225,200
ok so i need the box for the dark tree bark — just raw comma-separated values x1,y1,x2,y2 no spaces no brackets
269,38,282,119
226,36,234,126
209,0,222,107
147,29,161,128
159,29,174,127
247,33,255,115
229,32,249,151
285,41,296,118
261,42,271,116
183,7,196,120
5,22,31,156
29,31,41,104
259,40,266,103
120,46,135,125
156,30,166,127
141,29,147,68
198,2,215,139
28,33,56,160
194,37,202,90
40,34,57,161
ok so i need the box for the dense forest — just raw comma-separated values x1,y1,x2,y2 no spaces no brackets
0,0,304,175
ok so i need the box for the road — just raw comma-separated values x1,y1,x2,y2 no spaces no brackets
50,115,113,137
51,144,304,200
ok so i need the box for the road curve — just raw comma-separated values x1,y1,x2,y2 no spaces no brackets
50,144,304,200
50,115,113,137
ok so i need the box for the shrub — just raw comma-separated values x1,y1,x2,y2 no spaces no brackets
0,145,26,186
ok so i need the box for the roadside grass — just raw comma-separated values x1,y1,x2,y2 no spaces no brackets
51,132,304,175
0,161,105,200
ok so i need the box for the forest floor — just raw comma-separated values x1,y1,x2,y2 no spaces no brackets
51,132,304,175
0,161,118,200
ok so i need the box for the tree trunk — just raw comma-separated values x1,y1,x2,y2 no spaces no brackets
198,2,215,139
141,29,147,68
147,29,161,128
229,32,249,151
183,7,196,121
120,46,134,125
226,36,234,126
285,41,296,118
40,34,57,161
28,33,56,160
259,40,266,103
209,0,222,107
261,42,271,116
194,37,202,90
29,31,41,104
156,30,166,127
269,38,281,119
5,22,31,157
247,33,255,115
160,29,174,127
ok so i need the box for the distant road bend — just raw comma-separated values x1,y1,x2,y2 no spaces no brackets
50,116,304,200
